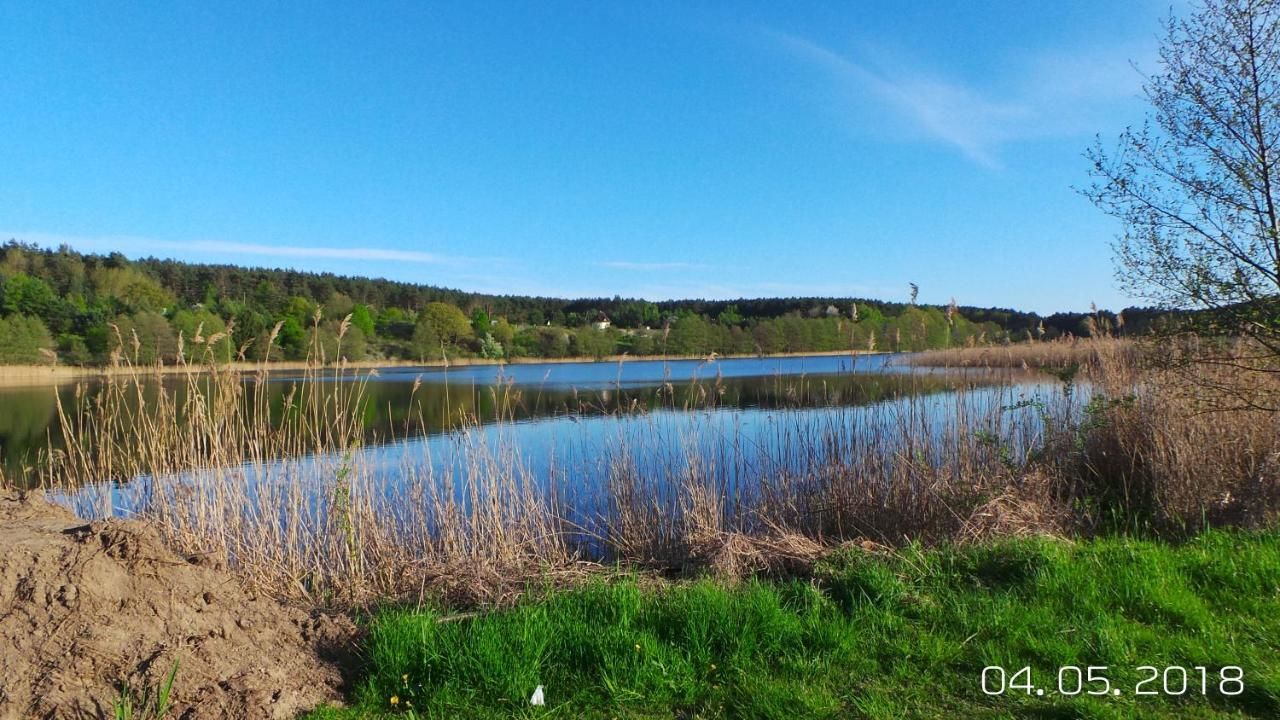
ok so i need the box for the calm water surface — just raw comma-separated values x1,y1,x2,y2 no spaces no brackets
0,354,888,472
2,353,1055,513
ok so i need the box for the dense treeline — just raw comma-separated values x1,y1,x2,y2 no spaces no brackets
0,241,1161,366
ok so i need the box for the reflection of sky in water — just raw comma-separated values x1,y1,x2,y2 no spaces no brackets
69,377,1072,532
2,353,1007,478
271,352,902,389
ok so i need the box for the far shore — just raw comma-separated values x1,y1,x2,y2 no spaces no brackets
0,349,887,388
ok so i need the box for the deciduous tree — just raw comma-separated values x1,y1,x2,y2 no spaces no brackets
1085,0,1280,365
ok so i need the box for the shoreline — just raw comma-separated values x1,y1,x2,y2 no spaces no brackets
0,349,887,388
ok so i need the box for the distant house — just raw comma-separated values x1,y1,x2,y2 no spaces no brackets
592,312,611,331
825,305,840,317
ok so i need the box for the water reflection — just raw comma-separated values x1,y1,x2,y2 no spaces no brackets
0,353,1023,480
66,376,1066,554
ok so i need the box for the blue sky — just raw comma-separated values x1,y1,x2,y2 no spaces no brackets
0,1,1180,313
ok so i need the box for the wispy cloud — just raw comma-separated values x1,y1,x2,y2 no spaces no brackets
772,32,1026,167
595,260,708,271
5,231,477,265
768,31,1151,168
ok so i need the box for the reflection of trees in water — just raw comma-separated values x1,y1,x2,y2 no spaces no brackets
0,388,60,471
0,371,996,479
352,372,980,436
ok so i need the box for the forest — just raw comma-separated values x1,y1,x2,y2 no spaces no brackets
0,241,1163,365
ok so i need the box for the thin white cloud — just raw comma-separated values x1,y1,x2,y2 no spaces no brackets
769,30,1151,168
772,32,1026,167
5,231,472,265
596,261,708,271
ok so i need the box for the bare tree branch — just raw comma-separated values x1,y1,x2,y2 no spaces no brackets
1083,0,1280,377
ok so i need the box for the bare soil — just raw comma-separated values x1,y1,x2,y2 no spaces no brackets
0,491,354,719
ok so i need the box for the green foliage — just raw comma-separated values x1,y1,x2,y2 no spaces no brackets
310,321,369,362
513,326,571,358
667,314,715,355
111,312,178,364
619,330,656,356
716,304,744,327
0,241,1111,365
56,333,92,365
471,308,491,337
376,307,414,339
253,279,286,316
324,292,356,320
350,304,376,338
612,300,661,329
571,325,616,359
90,266,174,312
423,302,473,344
312,531,1280,719
285,296,317,324
277,317,308,360
413,302,474,360
169,308,232,362
113,659,179,720
0,315,55,364
0,272,59,317
489,317,514,349
477,333,504,360
410,323,444,361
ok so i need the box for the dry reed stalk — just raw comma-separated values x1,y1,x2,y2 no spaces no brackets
8,327,1280,608
905,337,1139,373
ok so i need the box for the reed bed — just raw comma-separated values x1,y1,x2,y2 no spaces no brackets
903,336,1137,372
4,325,1278,608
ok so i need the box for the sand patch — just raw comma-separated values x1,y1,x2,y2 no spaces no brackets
0,492,353,719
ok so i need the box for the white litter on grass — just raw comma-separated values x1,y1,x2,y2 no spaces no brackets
530,685,545,706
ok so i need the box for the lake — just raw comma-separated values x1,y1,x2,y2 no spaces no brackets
1,354,1065,539
0,353,961,478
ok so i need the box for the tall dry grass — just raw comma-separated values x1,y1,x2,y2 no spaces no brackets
39,316,370,491
904,336,1136,372
6,326,1278,608
1062,342,1280,534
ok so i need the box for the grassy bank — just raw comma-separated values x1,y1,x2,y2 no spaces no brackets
309,529,1280,719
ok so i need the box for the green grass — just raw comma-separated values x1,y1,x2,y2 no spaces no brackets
308,531,1280,719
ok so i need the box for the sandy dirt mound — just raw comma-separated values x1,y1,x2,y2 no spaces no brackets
0,492,354,719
